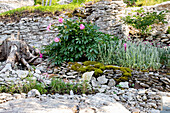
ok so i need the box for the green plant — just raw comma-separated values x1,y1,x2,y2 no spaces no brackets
43,18,115,65
49,78,93,94
98,40,168,70
135,0,169,6
167,26,170,34
122,8,167,35
158,46,170,67
124,0,137,7
0,80,47,94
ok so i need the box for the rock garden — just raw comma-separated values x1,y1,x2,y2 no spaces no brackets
0,0,170,113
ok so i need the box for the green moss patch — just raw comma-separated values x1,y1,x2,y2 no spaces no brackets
69,61,133,82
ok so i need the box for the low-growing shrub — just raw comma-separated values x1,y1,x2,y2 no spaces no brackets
49,78,93,94
0,77,95,95
122,8,167,36
0,81,47,94
98,39,170,70
43,18,115,65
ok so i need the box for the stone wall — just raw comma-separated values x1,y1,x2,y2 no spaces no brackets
82,1,128,38
0,16,58,48
0,1,129,48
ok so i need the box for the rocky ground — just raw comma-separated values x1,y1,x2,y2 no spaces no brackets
0,60,170,113
0,1,170,113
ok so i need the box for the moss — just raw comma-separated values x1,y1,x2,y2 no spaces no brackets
115,78,120,82
71,62,81,71
94,63,104,68
77,67,86,73
71,65,77,71
85,66,96,71
83,61,97,66
68,62,74,66
124,67,133,73
167,73,170,75
105,65,120,70
123,72,132,77
119,77,129,81
141,70,149,72
74,63,81,67
99,66,105,70
94,69,103,77
120,67,127,73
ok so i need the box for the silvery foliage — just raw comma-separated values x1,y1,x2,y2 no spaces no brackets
98,40,169,70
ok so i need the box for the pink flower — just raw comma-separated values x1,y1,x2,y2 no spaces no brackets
124,43,127,51
54,37,60,42
79,24,85,30
47,23,51,31
58,18,63,23
39,52,43,58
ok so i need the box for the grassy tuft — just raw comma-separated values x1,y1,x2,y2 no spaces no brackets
0,0,100,16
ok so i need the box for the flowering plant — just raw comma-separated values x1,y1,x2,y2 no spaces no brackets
44,18,115,65
122,8,167,36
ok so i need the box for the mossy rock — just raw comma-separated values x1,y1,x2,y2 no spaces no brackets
68,62,75,66
119,77,129,81
71,62,81,71
141,70,149,72
77,67,86,73
123,72,132,77
120,67,132,73
83,61,97,66
167,73,170,75
115,78,121,82
105,65,120,70
99,66,105,70
84,66,96,71
94,63,104,68
71,65,77,71
94,69,103,77
125,67,133,73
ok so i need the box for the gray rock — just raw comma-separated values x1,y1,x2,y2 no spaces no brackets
13,94,21,99
108,79,116,87
91,78,100,87
70,90,74,95
118,82,129,88
112,94,120,101
16,70,29,78
149,110,160,113
82,71,94,82
160,77,170,84
97,75,108,84
27,89,41,97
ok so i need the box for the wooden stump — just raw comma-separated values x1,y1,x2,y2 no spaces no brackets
0,33,42,73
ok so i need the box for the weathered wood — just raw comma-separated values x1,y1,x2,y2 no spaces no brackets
0,33,42,72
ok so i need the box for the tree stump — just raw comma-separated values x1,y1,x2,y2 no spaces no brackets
0,33,42,73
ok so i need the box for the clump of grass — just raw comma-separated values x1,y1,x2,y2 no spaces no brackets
98,39,170,71
0,0,100,16
0,77,95,95
135,0,169,6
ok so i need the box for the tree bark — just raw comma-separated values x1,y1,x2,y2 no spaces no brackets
0,34,42,72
